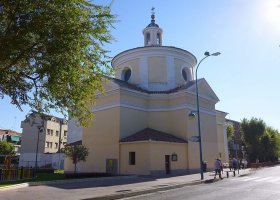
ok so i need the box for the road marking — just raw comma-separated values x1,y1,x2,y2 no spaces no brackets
266,177,280,183
230,176,280,184
239,177,261,181
254,177,272,182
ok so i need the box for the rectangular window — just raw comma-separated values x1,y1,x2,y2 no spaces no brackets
46,142,49,148
49,142,52,148
55,143,58,149
64,131,67,137
129,152,136,165
50,130,53,136
55,131,59,137
47,129,50,135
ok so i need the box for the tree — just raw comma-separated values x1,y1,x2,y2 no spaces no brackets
241,118,265,162
0,141,15,167
64,144,89,173
0,1,115,126
241,117,280,162
262,127,280,161
226,124,234,143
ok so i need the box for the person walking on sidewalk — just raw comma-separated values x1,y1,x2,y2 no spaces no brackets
214,158,223,179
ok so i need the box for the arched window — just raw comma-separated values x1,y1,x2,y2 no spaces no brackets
156,33,161,45
121,68,131,82
182,68,188,82
145,33,151,45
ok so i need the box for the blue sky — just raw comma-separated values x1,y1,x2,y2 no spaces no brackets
1,0,280,132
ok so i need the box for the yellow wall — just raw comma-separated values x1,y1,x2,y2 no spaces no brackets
81,107,120,173
117,59,140,84
150,143,188,172
120,142,188,175
120,142,151,175
68,82,226,175
120,107,148,139
148,56,167,83
217,123,227,162
174,58,185,85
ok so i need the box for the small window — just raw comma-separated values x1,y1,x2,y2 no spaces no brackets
55,143,58,149
55,131,59,136
145,33,151,45
46,142,49,148
121,68,131,82
47,129,50,135
156,33,161,45
50,130,53,136
129,152,136,165
64,130,67,136
49,142,53,148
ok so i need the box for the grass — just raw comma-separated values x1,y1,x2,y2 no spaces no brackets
0,170,66,187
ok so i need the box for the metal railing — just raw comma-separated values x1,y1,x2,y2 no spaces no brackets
0,167,35,182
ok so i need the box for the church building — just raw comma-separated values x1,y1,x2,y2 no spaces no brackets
65,11,228,175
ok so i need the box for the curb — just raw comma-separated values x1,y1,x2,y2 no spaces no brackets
0,183,29,191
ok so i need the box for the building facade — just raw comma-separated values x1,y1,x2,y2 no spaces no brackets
65,12,228,175
0,129,22,166
19,112,67,168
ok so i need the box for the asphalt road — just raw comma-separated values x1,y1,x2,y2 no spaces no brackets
125,165,280,200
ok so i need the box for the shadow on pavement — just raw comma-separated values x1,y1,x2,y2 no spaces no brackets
33,172,201,190
34,176,157,190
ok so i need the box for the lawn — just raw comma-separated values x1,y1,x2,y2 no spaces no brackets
0,170,66,187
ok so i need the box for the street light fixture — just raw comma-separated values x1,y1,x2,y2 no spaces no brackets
190,51,221,180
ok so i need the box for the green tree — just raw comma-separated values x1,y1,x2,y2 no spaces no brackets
241,117,280,162
262,127,280,161
0,140,15,167
226,124,234,143
64,144,89,173
0,0,115,126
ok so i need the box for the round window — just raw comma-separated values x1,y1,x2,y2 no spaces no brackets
122,68,131,82
182,69,188,82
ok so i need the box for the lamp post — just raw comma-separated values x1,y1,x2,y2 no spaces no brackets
194,51,221,180
35,125,43,175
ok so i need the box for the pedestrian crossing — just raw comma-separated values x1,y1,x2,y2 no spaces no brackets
229,176,280,184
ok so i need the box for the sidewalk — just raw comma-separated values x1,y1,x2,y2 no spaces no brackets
0,168,252,200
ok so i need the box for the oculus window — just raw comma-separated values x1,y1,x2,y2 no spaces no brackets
121,68,132,82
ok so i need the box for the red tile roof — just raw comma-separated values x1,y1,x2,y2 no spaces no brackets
120,128,187,143
0,129,21,136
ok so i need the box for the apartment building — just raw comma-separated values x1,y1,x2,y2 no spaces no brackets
19,112,67,168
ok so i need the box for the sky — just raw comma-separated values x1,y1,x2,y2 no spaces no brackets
1,0,280,132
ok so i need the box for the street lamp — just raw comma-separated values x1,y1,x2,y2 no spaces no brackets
35,125,43,175
189,51,221,180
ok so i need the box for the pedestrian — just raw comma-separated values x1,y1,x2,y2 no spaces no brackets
214,158,223,179
220,159,224,174
232,158,238,171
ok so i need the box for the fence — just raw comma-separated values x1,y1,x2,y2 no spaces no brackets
0,167,35,182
